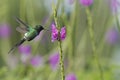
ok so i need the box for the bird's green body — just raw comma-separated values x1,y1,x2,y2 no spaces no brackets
24,27,38,41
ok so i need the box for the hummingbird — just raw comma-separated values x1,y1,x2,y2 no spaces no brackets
8,17,44,54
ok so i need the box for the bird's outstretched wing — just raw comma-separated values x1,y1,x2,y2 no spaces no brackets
16,26,28,34
15,17,30,31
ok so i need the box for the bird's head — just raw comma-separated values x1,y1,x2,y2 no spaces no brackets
35,25,44,33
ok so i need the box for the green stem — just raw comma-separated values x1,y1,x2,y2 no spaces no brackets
114,4,120,32
52,3,65,80
115,13,120,31
54,8,59,28
85,7,104,80
58,40,65,80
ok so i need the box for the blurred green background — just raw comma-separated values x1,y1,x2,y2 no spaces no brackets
0,0,119,80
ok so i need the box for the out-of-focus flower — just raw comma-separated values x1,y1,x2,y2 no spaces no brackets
65,73,77,80
49,53,59,70
30,55,44,67
18,45,31,63
69,0,74,5
79,0,93,6
0,24,11,38
111,0,120,13
105,27,120,45
51,24,66,42
19,45,31,55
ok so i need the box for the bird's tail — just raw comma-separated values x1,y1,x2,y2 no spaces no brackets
8,38,26,54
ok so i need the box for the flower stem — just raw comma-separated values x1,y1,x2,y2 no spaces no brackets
58,40,65,80
52,4,65,80
85,7,104,80
54,8,59,28
115,12,120,32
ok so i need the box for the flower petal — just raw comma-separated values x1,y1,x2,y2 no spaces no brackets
51,24,59,42
60,27,66,40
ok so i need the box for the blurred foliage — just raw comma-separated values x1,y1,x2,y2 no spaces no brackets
0,0,119,80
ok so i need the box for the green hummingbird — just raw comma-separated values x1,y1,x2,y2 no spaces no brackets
8,17,44,54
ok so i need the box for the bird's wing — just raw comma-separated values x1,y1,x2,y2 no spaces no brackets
15,17,30,31
16,26,28,34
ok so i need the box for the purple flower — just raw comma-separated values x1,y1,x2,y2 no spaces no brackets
65,73,77,80
79,0,93,6
49,53,59,70
51,24,66,42
30,55,44,67
0,24,11,38
19,45,31,63
111,0,120,13
19,45,31,55
105,27,119,44
60,27,66,40
69,0,74,5
51,24,59,42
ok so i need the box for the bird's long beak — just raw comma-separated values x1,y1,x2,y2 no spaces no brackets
44,28,49,31
44,26,50,31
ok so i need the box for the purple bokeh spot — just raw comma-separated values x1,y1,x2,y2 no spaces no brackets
105,27,119,44
69,0,74,5
30,55,44,67
0,24,11,38
19,45,31,55
49,53,59,70
110,0,120,13
65,73,77,80
79,0,93,6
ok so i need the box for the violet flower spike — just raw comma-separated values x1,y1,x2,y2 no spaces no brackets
51,24,59,42
51,24,66,42
60,27,66,40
